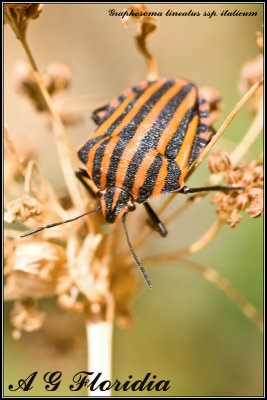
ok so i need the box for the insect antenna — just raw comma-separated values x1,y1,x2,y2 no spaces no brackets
122,214,152,289
20,205,101,237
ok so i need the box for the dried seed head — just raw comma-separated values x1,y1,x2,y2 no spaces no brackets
239,55,263,93
4,4,43,40
242,170,255,185
12,241,66,278
236,193,249,210
226,210,242,228
14,60,74,112
25,4,43,19
225,169,243,185
45,62,72,95
4,194,42,223
4,237,15,275
247,187,263,200
215,204,231,221
253,164,263,180
14,59,48,111
4,241,68,303
207,151,232,174
10,299,45,338
238,54,263,113
211,160,263,226
247,198,263,218
211,192,225,205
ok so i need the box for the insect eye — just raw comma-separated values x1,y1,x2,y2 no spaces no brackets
128,201,136,212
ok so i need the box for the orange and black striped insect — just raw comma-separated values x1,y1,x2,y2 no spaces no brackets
21,77,243,288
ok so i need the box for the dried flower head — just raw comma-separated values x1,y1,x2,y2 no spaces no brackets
247,197,263,219
238,55,263,113
208,152,263,227
10,299,45,339
4,154,138,336
4,4,43,40
15,60,72,109
207,151,232,174
14,59,48,111
44,62,72,95
4,194,42,223
14,59,81,126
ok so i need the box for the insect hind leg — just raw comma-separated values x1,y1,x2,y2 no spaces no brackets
144,202,168,237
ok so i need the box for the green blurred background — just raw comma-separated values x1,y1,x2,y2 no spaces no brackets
4,3,263,396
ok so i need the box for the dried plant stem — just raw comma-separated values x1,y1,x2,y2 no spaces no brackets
144,51,158,82
141,218,223,264
130,254,262,331
230,101,263,166
4,127,25,174
164,198,197,226
86,318,113,396
178,258,263,332
19,37,83,209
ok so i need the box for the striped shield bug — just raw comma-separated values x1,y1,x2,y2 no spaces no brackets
21,77,243,288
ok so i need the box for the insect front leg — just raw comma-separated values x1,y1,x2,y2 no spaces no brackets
75,168,97,198
143,202,168,237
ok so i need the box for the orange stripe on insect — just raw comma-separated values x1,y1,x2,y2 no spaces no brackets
116,207,128,221
109,78,168,139
131,149,158,200
151,156,169,198
90,94,137,140
175,114,199,185
86,136,108,177
157,85,197,155
115,81,185,189
111,187,122,211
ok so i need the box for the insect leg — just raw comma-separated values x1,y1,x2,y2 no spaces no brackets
91,104,109,125
75,168,97,198
178,185,244,194
143,202,168,237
